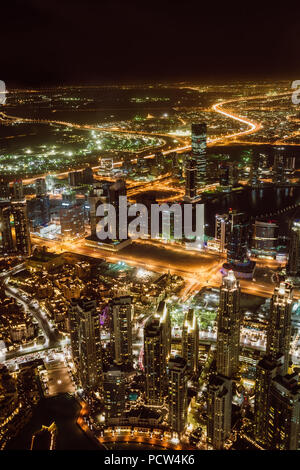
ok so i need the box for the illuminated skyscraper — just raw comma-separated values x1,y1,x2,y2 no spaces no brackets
60,193,85,239
191,123,207,187
110,296,133,370
167,356,187,435
0,201,13,253
104,366,126,423
185,159,197,200
207,374,232,450
182,308,199,377
88,183,109,238
254,353,284,445
267,372,300,450
143,301,171,405
69,298,103,391
13,180,24,201
215,213,231,253
11,200,31,256
266,282,293,374
226,211,250,266
288,220,300,277
35,178,47,197
207,270,240,449
216,270,241,378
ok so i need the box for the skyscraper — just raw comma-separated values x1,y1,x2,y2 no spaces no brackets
207,270,240,449
35,178,47,197
143,301,171,405
254,354,284,445
167,356,188,435
226,211,250,266
215,213,231,253
110,296,133,370
267,281,293,374
88,183,109,238
207,374,232,450
216,270,241,378
288,220,300,277
11,200,31,256
60,193,85,239
104,366,126,424
13,180,24,201
185,159,197,201
182,308,199,377
191,123,207,187
0,201,13,253
267,372,300,450
69,298,103,391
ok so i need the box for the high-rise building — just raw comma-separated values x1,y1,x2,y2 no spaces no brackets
143,301,171,405
0,201,13,253
267,372,300,450
0,178,10,199
88,183,109,238
13,180,24,201
32,196,50,228
35,178,47,197
167,356,188,435
60,193,85,239
215,213,231,253
103,366,126,423
69,298,103,391
191,123,207,187
267,282,293,374
288,220,300,277
81,166,94,185
226,211,250,266
207,374,232,450
252,220,278,258
185,159,197,200
110,296,133,370
11,200,31,256
254,354,284,445
216,270,241,378
182,308,199,377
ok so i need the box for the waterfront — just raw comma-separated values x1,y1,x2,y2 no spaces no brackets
6,395,101,450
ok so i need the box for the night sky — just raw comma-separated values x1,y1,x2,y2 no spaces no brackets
1,0,300,86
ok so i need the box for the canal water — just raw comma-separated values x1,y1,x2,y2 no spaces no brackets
204,186,300,237
6,395,100,450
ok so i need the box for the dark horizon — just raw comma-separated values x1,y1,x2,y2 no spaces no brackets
1,1,300,87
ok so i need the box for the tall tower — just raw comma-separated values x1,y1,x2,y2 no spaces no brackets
207,270,240,449
267,373,300,450
267,282,293,374
69,298,103,392
88,183,109,238
110,296,133,370
182,308,199,377
216,270,241,378
0,201,13,253
167,356,188,435
226,211,250,266
185,159,197,201
254,353,284,445
207,374,232,450
11,200,31,256
191,123,207,187
103,366,126,424
288,220,300,277
143,301,171,405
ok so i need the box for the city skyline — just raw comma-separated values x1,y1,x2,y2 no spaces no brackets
1,0,300,458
